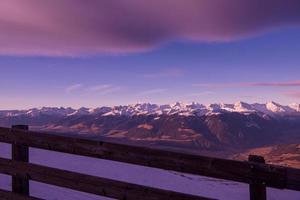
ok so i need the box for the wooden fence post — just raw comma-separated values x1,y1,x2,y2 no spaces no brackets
249,155,266,200
11,125,29,196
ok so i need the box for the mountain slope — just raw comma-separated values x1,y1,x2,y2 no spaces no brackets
1,102,299,118
1,102,300,155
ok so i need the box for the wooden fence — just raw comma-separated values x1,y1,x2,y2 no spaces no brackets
0,125,299,200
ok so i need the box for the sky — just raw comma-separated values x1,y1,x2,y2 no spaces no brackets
0,0,300,109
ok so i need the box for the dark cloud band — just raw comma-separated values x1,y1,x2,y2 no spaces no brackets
0,0,300,56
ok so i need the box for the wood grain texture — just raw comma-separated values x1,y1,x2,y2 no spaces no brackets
249,155,266,200
11,125,29,196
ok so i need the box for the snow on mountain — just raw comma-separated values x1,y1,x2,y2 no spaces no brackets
266,101,294,113
206,103,222,113
289,103,300,112
68,107,90,116
251,103,270,114
0,110,21,117
89,107,113,115
0,107,76,117
1,102,299,118
234,101,256,113
36,107,75,116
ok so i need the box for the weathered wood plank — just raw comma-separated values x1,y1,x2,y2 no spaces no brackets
0,127,298,191
11,125,29,196
0,158,215,200
248,155,266,200
0,189,41,200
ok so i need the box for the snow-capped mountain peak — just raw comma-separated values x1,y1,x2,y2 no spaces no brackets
234,101,255,113
1,102,299,118
289,103,300,112
266,101,286,113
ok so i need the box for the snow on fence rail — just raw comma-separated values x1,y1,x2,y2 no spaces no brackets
0,125,299,200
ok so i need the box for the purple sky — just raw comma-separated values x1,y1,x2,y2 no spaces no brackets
0,1,300,109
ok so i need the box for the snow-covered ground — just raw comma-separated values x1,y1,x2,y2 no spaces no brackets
0,142,299,200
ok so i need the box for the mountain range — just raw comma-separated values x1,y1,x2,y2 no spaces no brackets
1,101,300,118
1,101,300,166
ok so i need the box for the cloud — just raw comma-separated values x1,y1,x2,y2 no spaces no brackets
193,80,300,88
139,89,167,95
66,84,120,95
284,91,300,98
193,83,235,88
86,84,113,92
86,84,121,95
96,87,121,95
1,0,300,56
65,84,83,93
251,81,300,87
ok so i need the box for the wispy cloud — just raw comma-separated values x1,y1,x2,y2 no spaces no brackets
139,89,167,95
65,84,83,93
86,84,121,95
193,80,300,88
284,90,300,98
143,68,183,78
86,84,113,92
251,81,300,87
66,84,120,95
97,86,121,95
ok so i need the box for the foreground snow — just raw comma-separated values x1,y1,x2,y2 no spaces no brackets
0,142,299,200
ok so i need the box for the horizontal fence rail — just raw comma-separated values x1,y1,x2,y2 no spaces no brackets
0,158,213,200
0,126,300,200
